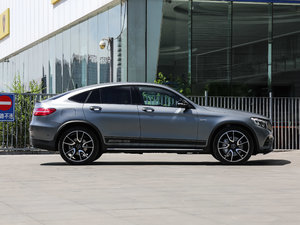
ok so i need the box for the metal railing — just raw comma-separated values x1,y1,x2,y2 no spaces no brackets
0,93,54,150
0,93,299,150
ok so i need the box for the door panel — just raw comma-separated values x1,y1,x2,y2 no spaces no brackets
82,86,140,145
138,105,198,143
136,85,199,146
83,103,140,140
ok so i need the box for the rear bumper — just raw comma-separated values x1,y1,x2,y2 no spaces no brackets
31,138,56,151
30,123,58,151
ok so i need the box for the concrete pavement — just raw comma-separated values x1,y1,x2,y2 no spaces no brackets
0,151,299,225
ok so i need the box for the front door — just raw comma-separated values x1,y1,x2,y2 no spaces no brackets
136,86,199,148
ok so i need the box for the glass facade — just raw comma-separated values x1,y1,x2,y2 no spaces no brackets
0,3,127,94
1,0,300,97
156,0,300,97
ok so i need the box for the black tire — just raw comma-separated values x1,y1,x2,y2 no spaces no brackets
93,149,103,162
58,126,100,165
212,126,254,165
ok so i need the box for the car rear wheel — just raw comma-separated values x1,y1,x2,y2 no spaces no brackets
212,126,254,164
58,126,100,165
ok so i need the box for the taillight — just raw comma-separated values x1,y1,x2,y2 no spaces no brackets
33,108,56,116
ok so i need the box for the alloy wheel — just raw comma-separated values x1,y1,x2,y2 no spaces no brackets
217,130,250,163
62,130,95,163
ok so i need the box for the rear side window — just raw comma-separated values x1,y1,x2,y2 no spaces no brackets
100,86,132,104
86,89,101,103
69,91,90,103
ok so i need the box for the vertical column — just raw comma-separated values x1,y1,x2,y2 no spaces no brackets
268,3,273,120
268,3,273,93
227,1,233,95
146,0,163,83
127,0,146,82
188,0,192,87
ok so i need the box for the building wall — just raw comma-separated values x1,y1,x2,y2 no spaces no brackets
0,0,115,61
0,0,126,93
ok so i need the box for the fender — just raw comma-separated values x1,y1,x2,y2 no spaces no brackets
206,120,259,153
54,120,105,146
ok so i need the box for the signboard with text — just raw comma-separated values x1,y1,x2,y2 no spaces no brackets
0,94,15,122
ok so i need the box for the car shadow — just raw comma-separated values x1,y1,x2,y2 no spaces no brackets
40,159,291,166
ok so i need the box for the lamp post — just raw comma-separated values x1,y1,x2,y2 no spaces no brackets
99,37,114,83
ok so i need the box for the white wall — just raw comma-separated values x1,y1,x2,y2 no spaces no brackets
0,0,114,60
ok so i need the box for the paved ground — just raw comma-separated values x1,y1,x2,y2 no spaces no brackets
0,151,299,225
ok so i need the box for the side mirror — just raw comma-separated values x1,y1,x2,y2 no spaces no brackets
177,99,190,109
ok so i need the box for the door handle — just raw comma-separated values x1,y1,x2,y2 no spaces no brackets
90,106,102,112
142,107,154,113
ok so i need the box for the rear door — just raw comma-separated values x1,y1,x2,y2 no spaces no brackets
83,86,140,146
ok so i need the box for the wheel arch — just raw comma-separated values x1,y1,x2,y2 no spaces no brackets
207,122,259,155
54,120,105,150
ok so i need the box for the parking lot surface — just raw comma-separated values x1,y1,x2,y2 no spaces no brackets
0,151,299,225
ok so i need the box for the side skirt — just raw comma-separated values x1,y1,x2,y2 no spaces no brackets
104,136,207,150
104,148,209,154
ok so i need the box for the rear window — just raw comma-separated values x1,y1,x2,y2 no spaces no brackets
86,89,101,103
83,86,132,104
101,86,132,104
69,91,90,103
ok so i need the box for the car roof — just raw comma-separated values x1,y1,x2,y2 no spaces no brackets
46,82,181,101
44,82,198,107
65,82,177,96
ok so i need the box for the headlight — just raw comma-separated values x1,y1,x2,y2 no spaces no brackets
251,117,272,130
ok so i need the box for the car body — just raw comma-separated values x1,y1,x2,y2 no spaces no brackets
30,83,274,165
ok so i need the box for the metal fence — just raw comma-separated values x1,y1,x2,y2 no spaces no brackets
0,93,299,150
0,93,54,150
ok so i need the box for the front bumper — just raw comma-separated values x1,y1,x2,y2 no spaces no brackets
256,131,274,154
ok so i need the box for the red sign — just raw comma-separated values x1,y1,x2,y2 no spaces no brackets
0,95,12,111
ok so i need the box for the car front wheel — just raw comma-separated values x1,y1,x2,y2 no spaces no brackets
58,126,100,165
212,126,254,164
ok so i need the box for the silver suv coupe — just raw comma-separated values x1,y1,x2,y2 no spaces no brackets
30,83,273,165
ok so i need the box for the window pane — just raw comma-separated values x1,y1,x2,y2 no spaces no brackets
69,91,90,103
138,86,180,107
49,37,55,94
157,0,190,93
101,86,132,104
232,3,268,97
88,16,99,85
55,33,63,93
63,29,72,91
42,40,49,93
273,4,300,97
80,21,88,87
97,11,110,83
192,1,230,96
86,89,100,103
70,25,81,89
